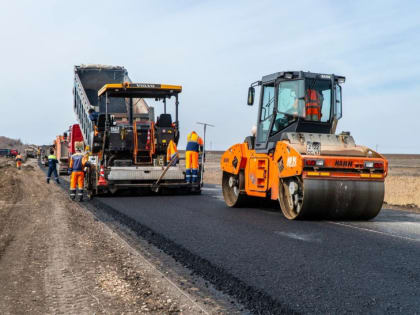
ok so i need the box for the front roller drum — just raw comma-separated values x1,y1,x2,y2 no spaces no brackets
279,177,384,220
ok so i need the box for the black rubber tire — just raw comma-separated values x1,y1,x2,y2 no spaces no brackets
222,171,247,207
278,178,305,220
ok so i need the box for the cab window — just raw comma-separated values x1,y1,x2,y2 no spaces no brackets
257,85,275,144
273,80,304,133
304,79,332,122
335,84,342,119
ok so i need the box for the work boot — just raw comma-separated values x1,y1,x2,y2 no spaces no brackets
46,178,50,184
192,169,198,183
186,169,192,183
70,190,76,201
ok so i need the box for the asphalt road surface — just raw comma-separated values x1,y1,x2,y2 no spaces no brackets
96,185,420,314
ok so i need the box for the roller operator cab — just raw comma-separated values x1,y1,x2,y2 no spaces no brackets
221,71,388,220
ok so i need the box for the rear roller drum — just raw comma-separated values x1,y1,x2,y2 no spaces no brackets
222,171,246,207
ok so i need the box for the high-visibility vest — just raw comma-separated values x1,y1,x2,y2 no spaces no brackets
186,132,203,152
166,140,179,162
305,89,322,120
47,154,58,168
69,153,88,172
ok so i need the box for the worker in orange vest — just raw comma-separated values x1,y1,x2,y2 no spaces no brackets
166,139,179,166
305,89,322,121
185,131,203,183
15,153,23,169
68,142,89,201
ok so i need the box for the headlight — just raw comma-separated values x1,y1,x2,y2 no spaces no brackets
305,159,324,167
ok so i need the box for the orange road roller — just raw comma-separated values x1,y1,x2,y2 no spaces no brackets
221,71,388,220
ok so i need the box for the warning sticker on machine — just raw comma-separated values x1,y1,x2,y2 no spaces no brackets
306,141,321,155
110,127,119,133
287,156,297,167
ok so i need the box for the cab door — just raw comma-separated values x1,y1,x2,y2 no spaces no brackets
255,84,275,151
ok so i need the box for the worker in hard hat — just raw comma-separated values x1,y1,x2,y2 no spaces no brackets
185,131,203,183
46,148,60,184
251,125,257,137
166,139,179,166
68,142,89,201
15,152,23,170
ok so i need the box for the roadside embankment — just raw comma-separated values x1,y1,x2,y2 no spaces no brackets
0,157,220,314
384,154,420,210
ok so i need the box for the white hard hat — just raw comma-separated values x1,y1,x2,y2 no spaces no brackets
75,141,84,152
251,125,257,136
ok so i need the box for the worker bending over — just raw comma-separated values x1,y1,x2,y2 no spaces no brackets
185,131,203,183
88,108,99,124
47,148,60,184
166,139,179,166
15,153,23,170
68,142,89,201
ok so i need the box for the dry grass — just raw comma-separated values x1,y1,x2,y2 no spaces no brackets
384,175,420,208
203,162,222,185
202,152,222,185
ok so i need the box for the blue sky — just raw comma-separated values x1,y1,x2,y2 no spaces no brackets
0,0,419,153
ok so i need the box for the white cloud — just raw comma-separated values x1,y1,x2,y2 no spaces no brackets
0,0,419,153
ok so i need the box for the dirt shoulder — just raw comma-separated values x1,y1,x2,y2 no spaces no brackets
0,158,221,314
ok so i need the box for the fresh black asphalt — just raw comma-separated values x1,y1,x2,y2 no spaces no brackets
95,185,420,314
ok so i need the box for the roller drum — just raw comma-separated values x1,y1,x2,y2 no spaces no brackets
299,179,384,220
